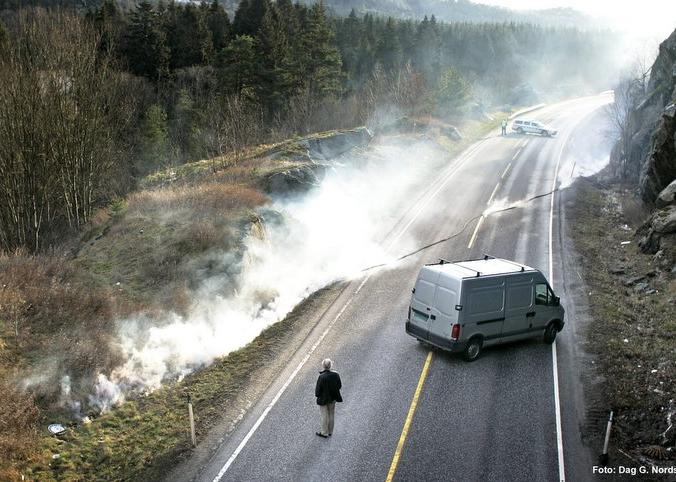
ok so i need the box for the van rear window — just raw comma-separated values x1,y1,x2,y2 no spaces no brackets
411,308,429,322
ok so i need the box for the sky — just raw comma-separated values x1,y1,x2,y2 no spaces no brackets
475,0,676,38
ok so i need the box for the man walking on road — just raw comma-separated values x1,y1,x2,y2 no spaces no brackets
315,358,342,438
501,119,508,136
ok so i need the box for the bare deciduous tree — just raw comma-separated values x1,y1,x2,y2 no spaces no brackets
0,9,129,252
204,93,263,168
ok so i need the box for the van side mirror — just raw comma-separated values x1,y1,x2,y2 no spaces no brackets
553,296,560,306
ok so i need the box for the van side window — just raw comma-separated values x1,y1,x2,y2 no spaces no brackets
535,283,549,305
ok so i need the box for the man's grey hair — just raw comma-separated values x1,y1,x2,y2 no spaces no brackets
322,358,332,370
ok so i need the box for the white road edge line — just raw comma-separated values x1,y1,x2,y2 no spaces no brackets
212,137,491,481
511,148,522,160
212,275,371,482
385,141,486,251
549,126,570,482
467,215,485,249
487,182,500,206
501,162,512,179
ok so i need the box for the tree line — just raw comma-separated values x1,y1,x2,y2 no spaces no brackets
0,2,618,252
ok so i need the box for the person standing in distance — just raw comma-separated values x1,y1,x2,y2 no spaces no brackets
315,358,342,438
501,119,508,136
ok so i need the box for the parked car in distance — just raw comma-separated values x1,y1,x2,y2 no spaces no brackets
405,255,565,361
512,118,558,137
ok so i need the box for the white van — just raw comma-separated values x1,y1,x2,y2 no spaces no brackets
405,256,565,361
512,118,557,137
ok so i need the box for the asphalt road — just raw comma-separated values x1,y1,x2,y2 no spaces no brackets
196,94,614,482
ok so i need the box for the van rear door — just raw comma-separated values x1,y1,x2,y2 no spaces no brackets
427,274,460,344
409,268,439,339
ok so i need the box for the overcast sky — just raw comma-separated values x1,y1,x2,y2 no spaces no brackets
475,0,676,38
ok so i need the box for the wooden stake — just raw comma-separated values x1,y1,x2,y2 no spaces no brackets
188,394,196,448
600,410,613,465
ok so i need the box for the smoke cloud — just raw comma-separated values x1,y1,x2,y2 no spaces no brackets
90,136,446,409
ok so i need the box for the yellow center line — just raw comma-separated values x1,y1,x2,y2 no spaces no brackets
385,350,434,482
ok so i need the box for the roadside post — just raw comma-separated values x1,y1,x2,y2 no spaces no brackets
599,410,613,465
188,394,196,448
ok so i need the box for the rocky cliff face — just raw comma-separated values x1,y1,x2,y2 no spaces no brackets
610,28,676,202
609,28,676,268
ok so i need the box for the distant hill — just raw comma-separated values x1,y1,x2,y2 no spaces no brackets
0,0,601,29
315,0,598,28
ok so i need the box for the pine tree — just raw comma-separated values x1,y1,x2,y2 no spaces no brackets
165,3,213,69
435,67,472,117
414,14,441,81
256,6,295,114
172,89,203,160
217,34,258,97
140,104,170,170
124,1,170,80
207,0,230,52
300,3,342,97
92,0,124,56
232,0,270,36
375,17,402,72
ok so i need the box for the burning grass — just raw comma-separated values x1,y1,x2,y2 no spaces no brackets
25,285,341,482
1,164,272,480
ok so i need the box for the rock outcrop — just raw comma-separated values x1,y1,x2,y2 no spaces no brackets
264,127,373,195
610,28,676,268
609,28,676,203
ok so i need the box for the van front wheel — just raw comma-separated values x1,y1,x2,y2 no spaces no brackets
543,322,558,344
463,337,483,362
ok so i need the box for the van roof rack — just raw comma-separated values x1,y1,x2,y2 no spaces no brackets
486,255,527,272
425,258,452,266
427,258,482,276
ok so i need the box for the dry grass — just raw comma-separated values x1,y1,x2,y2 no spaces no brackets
0,379,40,482
569,179,675,460
0,253,124,479
127,183,268,217
0,254,122,397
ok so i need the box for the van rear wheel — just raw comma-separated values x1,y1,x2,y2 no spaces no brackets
463,337,483,362
544,322,558,344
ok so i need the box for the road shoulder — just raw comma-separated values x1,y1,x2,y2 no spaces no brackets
560,176,675,478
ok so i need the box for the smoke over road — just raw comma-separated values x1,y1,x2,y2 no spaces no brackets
90,137,446,410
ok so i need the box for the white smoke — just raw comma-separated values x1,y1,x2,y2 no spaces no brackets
91,137,445,410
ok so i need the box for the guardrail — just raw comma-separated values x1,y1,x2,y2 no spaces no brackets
508,103,547,120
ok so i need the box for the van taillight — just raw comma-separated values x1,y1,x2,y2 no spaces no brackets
451,324,460,340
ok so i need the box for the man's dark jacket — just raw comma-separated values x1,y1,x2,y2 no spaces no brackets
315,370,343,406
